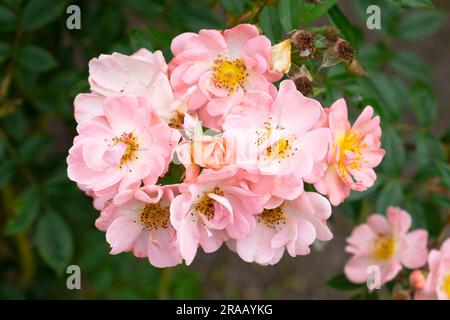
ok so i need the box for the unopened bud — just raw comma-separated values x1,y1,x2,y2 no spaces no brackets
291,30,315,57
270,39,291,74
347,59,368,77
335,39,354,63
410,270,426,291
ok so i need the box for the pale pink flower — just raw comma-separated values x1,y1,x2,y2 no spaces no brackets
74,49,179,125
98,185,182,268
314,99,385,206
223,80,330,195
345,207,428,285
67,96,180,194
168,24,281,130
230,192,333,265
169,166,264,265
415,238,450,300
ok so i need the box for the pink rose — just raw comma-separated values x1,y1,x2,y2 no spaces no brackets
345,207,428,285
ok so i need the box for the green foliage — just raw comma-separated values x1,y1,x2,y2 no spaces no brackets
326,274,364,290
36,211,74,273
0,0,447,300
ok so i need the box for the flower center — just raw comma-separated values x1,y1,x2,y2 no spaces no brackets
257,207,287,229
134,204,170,231
440,274,450,299
265,138,293,159
211,57,248,94
111,132,139,167
194,188,223,221
372,236,397,261
336,130,366,176
169,110,185,129
256,121,297,162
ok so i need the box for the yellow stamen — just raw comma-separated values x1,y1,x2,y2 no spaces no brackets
372,236,397,261
194,188,223,221
211,58,248,94
111,132,139,168
440,274,450,299
257,207,287,229
336,130,366,179
265,138,292,159
134,204,169,231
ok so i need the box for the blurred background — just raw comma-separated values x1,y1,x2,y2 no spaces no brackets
0,0,449,299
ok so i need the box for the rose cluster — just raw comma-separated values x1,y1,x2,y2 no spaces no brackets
67,24,385,267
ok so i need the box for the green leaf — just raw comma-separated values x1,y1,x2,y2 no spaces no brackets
436,161,450,189
0,160,14,188
17,133,52,162
405,200,427,229
4,187,40,235
0,41,10,63
36,211,74,273
410,81,436,127
424,201,442,237
390,51,431,81
384,0,435,9
0,6,17,32
376,180,403,213
18,45,56,73
171,2,225,31
21,0,66,31
220,0,251,14
431,193,450,208
259,6,282,43
395,10,446,41
158,163,184,185
381,127,405,174
367,74,405,122
415,132,444,168
277,0,300,32
327,5,362,45
129,28,154,52
326,274,363,291
300,0,338,24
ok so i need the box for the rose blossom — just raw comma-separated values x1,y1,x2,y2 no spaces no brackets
97,185,182,268
344,207,428,285
74,49,175,123
67,96,180,194
223,80,330,197
415,238,450,300
314,99,385,205
170,166,264,265
229,191,333,265
168,24,281,130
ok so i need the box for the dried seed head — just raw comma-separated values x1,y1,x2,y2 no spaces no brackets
336,39,354,63
294,76,313,97
291,30,315,57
